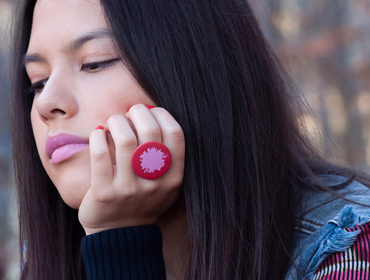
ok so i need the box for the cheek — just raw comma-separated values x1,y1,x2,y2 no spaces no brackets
31,99,47,157
80,68,153,115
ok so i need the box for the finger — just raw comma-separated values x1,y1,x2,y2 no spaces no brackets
89,127,114,189
150,108,185,182
126,104,162,145
106,115,138,181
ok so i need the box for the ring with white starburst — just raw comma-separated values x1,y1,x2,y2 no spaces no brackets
131,141,172,179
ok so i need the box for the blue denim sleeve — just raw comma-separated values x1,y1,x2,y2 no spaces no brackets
285,175,370,280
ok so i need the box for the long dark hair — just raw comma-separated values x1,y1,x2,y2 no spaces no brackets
11,0,359,279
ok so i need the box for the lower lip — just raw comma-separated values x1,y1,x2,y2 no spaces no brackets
51,143,89,165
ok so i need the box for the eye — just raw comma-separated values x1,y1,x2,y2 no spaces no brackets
81,58,121,72
24,79,48,95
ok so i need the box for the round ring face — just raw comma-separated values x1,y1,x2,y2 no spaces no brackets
131,141,172,179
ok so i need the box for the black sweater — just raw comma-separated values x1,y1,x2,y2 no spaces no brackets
81,225,166,280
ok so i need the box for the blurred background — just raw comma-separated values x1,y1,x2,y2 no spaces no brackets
0,0,17,279
0,0,369,279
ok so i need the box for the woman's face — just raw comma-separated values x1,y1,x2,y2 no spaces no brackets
26,0,154,209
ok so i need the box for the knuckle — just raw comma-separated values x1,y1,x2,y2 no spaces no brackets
145,184,160,196
115,135,137,151
167,125,184,143
94,191,113,204
91,149,108,163
123,187,135,198
119,186,140,201
141,125,160,140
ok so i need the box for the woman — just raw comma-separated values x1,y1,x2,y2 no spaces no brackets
11,0,370,279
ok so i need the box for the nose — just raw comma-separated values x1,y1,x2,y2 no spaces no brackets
34,75,78,124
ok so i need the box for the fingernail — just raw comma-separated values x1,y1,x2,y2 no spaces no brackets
127,105,155,112
95,125,104,130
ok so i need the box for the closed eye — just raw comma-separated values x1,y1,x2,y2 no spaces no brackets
81,58,121,72
23,58,121,95
24,79,48,95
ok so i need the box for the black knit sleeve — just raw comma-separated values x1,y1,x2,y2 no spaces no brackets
81,225,167,280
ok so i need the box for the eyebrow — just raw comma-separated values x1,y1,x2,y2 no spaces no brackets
23,29,113,67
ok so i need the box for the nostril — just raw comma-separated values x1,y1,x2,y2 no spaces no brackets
51,109,66,115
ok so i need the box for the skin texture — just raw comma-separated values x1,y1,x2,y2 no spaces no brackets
26,0,187,278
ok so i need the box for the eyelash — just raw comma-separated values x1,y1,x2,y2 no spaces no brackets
81,58,121,72
24,58,121,95
24,79,48,95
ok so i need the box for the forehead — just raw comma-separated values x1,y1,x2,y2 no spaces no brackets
28,0,107,52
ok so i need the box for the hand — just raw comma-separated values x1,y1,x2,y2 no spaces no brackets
78,104,185,235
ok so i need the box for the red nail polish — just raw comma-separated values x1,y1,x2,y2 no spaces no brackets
95,125,104,130
127,105,155,112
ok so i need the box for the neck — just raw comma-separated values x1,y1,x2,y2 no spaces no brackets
157,201,188,280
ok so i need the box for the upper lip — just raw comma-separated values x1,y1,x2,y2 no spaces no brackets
46,133,89,159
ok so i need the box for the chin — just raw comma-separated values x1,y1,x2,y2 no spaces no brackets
46,157,92,209
55,175,91,209
59,186,88,209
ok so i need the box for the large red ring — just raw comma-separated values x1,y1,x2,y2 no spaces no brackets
131,141,172,179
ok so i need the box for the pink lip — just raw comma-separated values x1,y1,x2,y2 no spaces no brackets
46,133,89,164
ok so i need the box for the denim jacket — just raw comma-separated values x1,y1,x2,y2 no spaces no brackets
285,174,370,279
